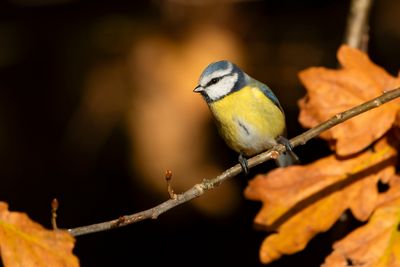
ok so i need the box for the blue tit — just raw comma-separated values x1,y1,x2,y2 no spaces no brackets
194,60,298,174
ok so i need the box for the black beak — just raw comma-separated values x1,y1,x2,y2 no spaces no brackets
193,85,204,93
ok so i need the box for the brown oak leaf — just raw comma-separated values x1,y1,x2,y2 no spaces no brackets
298,45,400,156
0,202,79,267
244,138,396,264
323,176,400,267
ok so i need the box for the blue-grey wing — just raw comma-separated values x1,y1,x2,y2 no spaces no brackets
251,79,284,113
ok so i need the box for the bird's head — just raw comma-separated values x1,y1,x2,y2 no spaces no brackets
194,60,246,103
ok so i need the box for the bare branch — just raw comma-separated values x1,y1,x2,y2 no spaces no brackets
344,0,373,50
68,88,400,237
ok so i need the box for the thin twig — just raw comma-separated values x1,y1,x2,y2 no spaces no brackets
343,0,373,50
165,170,177,199
68,88,400,237
51,198,59,230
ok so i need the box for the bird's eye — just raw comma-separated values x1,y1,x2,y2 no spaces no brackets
207,77,220,86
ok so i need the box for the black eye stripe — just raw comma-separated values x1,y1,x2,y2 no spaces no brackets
204,69,240,89
206,77,221,87
205,72,235,87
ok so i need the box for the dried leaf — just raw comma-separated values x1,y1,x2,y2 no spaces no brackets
0,202,79,267
298,45,400,156
323,176,400,267
244,138,396,264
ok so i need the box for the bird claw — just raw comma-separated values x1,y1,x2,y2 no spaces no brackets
238,153,249,175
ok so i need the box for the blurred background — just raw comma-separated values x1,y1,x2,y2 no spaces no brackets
0,0,399,266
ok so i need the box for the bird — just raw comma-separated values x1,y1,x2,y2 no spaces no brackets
193,60,298,174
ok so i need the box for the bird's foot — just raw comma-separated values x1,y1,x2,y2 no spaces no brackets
276,136,293,152
276,136,300,163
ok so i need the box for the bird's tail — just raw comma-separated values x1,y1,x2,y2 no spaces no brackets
275,150,299,167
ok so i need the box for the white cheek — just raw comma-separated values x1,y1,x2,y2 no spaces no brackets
206,73,238,101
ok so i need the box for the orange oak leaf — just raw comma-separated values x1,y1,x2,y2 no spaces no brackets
244,138,396,264
298,45,400,156
323,176,400,267
0,202,79,267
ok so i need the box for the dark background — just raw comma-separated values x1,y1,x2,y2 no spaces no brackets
0,0,399,266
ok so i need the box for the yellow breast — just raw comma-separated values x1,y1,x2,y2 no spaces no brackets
209,86,286,156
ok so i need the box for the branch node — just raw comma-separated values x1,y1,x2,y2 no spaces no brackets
335,113,343,120
115,216,127,227
373,99,382,107
195,183,206,193
270,150,280,160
